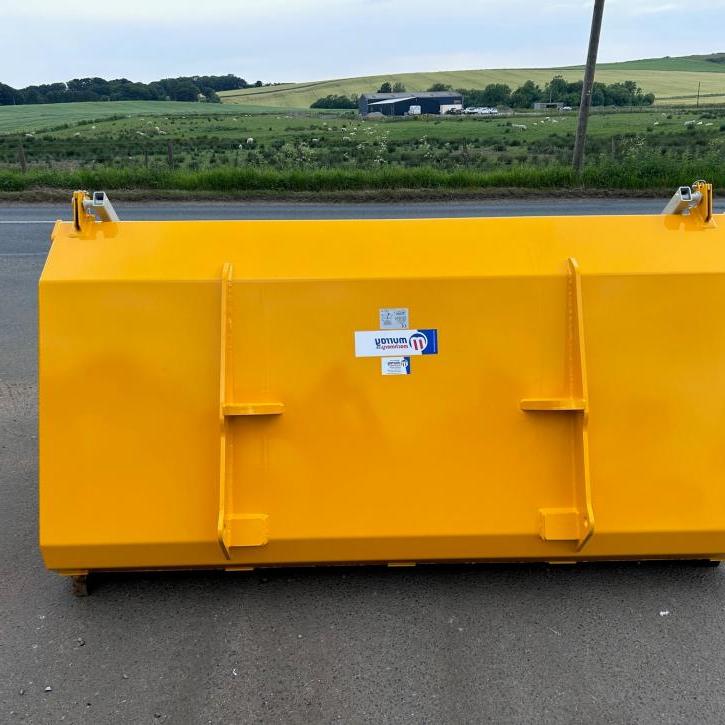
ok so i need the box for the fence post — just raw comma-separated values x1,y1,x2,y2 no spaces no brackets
18,142,27,173
167,141,174,169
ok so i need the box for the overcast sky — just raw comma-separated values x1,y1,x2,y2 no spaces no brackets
2,0,724,87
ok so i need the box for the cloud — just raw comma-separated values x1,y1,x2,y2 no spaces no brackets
2,0,724,87
606,0,725,13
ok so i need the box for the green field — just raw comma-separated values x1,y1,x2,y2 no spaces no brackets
595,54,725,72
219,55,725,109
1,56,724,197
5,103,722,161
0,100,288,134
1,101,723,195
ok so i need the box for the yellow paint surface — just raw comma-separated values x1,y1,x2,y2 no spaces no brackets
39,195,725,573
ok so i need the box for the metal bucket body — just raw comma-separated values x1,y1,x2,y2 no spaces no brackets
39,207,725,573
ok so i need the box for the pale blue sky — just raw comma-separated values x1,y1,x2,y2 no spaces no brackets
2,0,724,87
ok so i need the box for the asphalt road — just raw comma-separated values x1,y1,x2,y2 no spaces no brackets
2,200,725,724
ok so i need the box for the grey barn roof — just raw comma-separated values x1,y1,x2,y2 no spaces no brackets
367,96,416,106
361,91,462,101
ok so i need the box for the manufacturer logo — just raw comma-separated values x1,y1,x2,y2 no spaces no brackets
354,329,438,358
409,332,428,352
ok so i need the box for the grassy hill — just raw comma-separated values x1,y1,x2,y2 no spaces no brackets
220,54,725,109
0,100,286,134
594,53,725,72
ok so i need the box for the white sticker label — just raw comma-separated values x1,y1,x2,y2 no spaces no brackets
381,357,411,375
379,308,409,330
354,329,438,358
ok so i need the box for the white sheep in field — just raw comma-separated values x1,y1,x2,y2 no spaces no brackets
512,124,527,130
246,137,255,144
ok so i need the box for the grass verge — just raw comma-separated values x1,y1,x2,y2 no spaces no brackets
1,161,723,196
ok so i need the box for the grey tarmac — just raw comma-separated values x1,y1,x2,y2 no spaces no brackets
1,199,723,724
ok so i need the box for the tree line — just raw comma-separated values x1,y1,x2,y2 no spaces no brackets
0,75,264,106
456,76,655,108
310,75,655,110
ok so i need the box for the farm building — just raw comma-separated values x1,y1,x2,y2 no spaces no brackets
533,101,564,110
359,91,463,117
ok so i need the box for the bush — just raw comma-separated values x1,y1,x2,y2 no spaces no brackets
310,94,358,109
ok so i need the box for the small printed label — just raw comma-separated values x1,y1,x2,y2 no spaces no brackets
381,357,411,375
354,329,438,358
379,308,409,330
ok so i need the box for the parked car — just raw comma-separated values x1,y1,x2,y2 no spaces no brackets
463,106,498,115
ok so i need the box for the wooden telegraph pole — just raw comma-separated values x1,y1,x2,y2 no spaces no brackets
572,0,605,174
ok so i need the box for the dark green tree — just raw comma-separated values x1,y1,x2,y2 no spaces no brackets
544,75,569,102
590,82,606,106
0,74,257,105
0,83,16,104
510,80,543,108
481,83,511,105
310,94,358,109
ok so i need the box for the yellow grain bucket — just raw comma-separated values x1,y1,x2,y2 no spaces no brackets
39,186,724,582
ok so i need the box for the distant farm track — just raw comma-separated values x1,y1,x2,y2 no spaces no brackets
220,56,725,109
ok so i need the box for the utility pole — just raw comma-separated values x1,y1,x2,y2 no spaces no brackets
696,81,701,108
572,0,605,174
